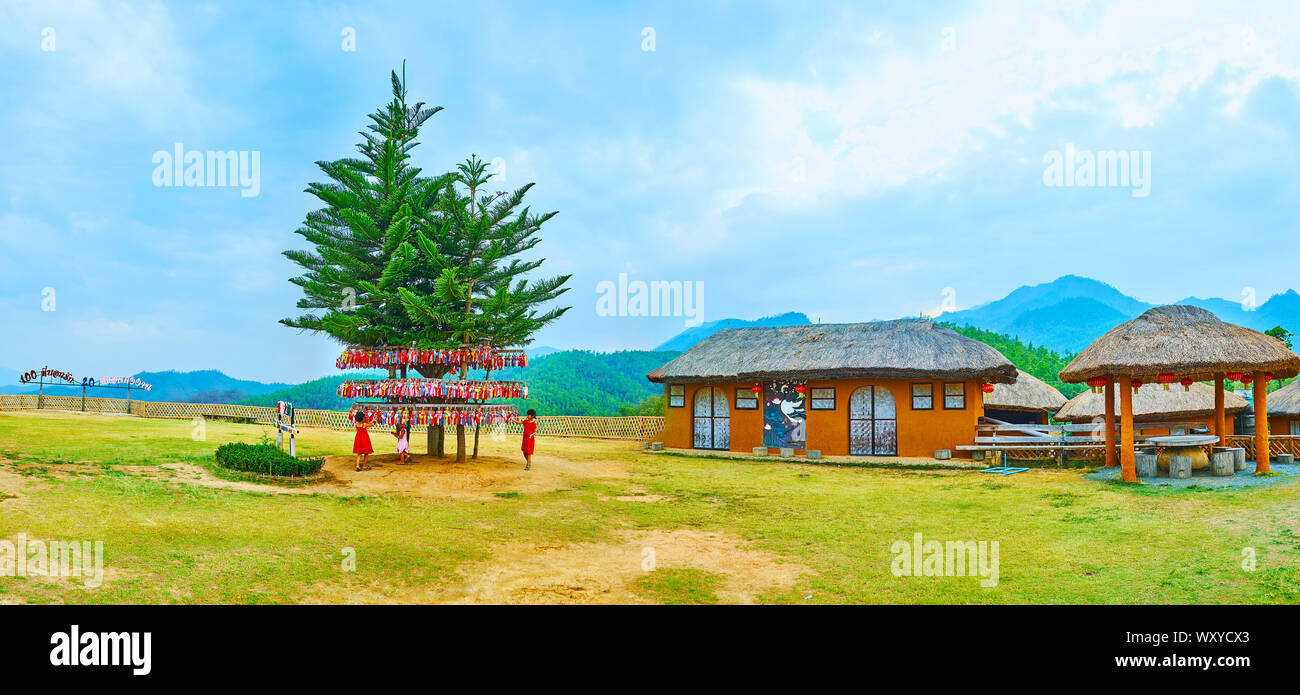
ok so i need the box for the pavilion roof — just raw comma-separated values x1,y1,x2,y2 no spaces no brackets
1059,305,1300,383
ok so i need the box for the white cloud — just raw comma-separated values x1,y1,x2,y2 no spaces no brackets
631,0,1300,258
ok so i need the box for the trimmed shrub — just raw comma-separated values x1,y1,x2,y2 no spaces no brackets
214,443,324,477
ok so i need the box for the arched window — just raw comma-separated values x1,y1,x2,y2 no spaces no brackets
849,386,897,455
693,387,731,450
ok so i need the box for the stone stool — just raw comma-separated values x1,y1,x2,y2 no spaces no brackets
1230,447,1247,471
934,449,952,460
1277,453,1295,465
1135,452,1158,478
650,441,664,452
752,446,768,456
806,450,822,460
1169,455,1192,479
779,447,794,458
1210,449,1235,476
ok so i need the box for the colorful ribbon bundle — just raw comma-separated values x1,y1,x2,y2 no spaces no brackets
336,346,528,371
337,379,527,401
349,403,519,427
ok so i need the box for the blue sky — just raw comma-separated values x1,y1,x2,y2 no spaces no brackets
2,0,1299,382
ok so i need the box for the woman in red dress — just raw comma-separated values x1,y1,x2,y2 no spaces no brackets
521,409,537,471
352,410,374,471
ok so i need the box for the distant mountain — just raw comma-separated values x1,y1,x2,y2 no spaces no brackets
0,369,291,401
655,311,811,352
526,346,561,358
0,367,21,386
239,350,682,417
941,275,1150,335
1001,297,1130,353
941,276,1300,354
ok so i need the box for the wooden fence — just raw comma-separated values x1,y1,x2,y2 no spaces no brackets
0,395,665,441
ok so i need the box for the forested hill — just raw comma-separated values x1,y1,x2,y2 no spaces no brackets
942,323,1085,398
238,350,681,416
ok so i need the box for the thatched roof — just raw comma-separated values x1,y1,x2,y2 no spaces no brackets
1054,381,1248,422
1059,305,1300,383
1267,380,1300,416
985,370,1067,413
646,319,1018,384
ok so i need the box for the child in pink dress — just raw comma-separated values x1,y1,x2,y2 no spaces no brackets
393,424,411,465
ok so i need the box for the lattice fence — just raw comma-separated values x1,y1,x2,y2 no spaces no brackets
1223,435,1300,459
0,396,665,441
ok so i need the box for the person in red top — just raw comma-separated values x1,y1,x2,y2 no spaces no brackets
521,409,537,471
352,410,374,471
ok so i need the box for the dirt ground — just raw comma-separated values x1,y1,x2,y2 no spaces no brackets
2,447,813,604
304,528,810,605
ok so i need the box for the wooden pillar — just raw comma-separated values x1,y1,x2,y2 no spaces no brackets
1213,374,1226,440
1254,373,1269,474
1119,376,1135,482
1103,379,1116,467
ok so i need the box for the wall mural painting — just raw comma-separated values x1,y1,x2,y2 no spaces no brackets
763,381,806,448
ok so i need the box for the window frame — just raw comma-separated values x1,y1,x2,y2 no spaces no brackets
911,382,934,411
942,382,966,410
668,384,685,408
735,387,759,410
809,387,837,410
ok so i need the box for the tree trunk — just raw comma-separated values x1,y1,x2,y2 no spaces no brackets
456,424,466,462
473,425,481,458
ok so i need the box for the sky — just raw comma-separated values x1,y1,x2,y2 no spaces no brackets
1,0,1299,383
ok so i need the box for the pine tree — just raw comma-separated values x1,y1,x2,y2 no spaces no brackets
283,68,570,461
395,157,571,460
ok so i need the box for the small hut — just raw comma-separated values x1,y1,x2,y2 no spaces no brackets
1265,379,1300,436
983,370,1067,424
1055,381,1248,435
646,320,1017,457
1060,305,1300,480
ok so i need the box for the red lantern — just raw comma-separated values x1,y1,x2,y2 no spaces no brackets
1130,378,1143,393
1242,374,1253,385
981,383,995,400
1086,377,1108,394
1180,378,1194,392
1226,372,1244,382
1157,373,1175,391
750,385,762,394
794,385,807,393
1263,372,1274,382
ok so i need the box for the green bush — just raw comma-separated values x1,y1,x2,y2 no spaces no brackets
214,443,324,477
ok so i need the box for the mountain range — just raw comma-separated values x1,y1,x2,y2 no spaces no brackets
652,275,1300,356
0,353,678,417
6,276,1297,415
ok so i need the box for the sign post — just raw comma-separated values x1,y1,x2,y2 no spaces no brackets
276,401,297,458
19,367,77,409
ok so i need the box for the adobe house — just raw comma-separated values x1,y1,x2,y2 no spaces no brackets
983,369,1067,425
646,320,1017,457
1265,379,1300,436
1053,381,1246,436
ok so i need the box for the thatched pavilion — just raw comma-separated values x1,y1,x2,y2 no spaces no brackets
647,320,1017,457
1055,382,1248,433
1060,305,1300,481
984,369,1067,424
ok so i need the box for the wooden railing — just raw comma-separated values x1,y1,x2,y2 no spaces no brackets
0,395,665,441
1223,435,1300,459
967,420,1217,463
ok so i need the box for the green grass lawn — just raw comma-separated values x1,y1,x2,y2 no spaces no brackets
1,410,1298,604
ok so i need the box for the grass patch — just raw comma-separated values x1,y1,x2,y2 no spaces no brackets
633,568,722,605
1,410,1297,605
